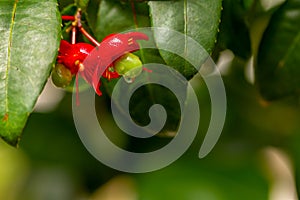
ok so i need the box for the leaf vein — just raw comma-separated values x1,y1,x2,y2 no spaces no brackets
183,0,188,75
5,0,18,116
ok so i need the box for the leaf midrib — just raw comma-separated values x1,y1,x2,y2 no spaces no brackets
5,0,18,118
183,0,188,75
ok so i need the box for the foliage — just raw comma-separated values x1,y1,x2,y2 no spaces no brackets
0,0,60,145
0,0,300,199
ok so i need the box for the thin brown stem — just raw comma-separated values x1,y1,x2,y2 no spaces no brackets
62,8,101,47
79,26,100,46
130,0,138,28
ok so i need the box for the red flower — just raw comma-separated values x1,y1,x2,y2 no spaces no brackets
86,32,149,95
57,32,148,96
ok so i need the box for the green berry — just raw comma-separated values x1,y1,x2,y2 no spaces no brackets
51,63,73,88
114,53,143,80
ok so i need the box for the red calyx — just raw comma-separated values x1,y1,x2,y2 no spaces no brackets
57,40,94,74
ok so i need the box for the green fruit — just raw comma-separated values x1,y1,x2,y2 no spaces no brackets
114,53,143,82
51,63,73,88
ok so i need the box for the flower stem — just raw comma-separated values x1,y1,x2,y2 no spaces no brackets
79,26,100,46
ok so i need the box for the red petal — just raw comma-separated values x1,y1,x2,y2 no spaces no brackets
125,32,149,41
59,40,72,55
92,68,102,96
102,33,117,42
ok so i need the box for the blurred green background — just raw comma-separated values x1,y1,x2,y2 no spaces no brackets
1,64,300,199
1,0,300,199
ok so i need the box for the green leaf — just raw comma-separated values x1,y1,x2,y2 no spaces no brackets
61,3,77,15
90,1,182,135
75,0,90,10
86,0,101,31
0,0,61,145
58,0,75,11
92,0,150,40
148,0,222,79
256,0,300,100
90,0,165,65
216,0,252,60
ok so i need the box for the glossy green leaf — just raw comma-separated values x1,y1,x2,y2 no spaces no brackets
216,0,252,59
256,0,300,100
85,0,101,31
92,0,150,40
89,0,164,64
149,0,222,79
0,0,61,145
